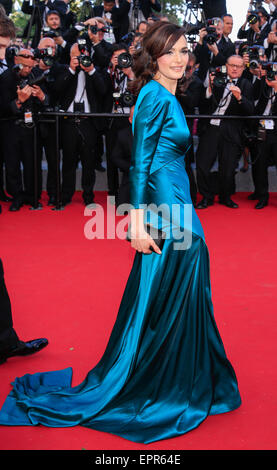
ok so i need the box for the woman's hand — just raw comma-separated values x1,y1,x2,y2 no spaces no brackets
130,228,162,255
129,209,162,254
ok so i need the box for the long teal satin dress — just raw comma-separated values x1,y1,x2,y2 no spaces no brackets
0,80,241,444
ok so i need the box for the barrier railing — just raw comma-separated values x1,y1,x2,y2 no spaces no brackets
1,111,277,211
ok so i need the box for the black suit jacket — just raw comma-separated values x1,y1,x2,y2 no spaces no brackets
237,22,271,46
92,0,130,42
50,65,108,130
111,124,132,206
177,74,204,131
194,36,236,82
0,67,49,119
200,76,254,146
251,76,277,136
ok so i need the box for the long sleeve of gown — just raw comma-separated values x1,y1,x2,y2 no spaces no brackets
129,89,169,209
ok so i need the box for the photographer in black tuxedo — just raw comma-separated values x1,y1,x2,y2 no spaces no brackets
0,14,15,210
91,0,130,43
32,36,67,206
84,17,114,68
103,43,135,197
41,9,81,64
21,0,67,48
0,48,49,211
110,106,133,208
53,42,108,206
196,55,254,209
237,6,271,46
246,64,277,208
194,17,236,83
177,52,203,205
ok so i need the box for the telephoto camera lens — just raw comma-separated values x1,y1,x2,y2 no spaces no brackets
121,91,136,107
79,55,93,67
117,52,133,69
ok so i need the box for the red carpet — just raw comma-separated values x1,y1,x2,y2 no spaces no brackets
0,191,277,450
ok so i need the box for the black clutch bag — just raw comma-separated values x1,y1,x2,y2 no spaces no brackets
126,223,166,252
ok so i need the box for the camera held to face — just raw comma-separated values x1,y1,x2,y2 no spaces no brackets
33,47,56,67
241,44,265,69
211,65,228,88
77,39,93,68
42,27,61,39
117,52,133,69
261,61,277,81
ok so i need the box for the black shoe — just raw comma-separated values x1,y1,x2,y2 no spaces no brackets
0,204,2,214
248,193,259,200
9,199,23,212
0,190,13,202
196,197,214,209
0,338,48,364
219,198,239,208
47,196,57,206
255,199,268,209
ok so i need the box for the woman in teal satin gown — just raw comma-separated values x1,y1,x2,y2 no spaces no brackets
0,22,241,444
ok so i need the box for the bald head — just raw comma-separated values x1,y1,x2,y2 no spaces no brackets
14,48,34,76
38,37,56,50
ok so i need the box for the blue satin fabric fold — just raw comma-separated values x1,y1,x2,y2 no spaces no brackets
0,80,241,443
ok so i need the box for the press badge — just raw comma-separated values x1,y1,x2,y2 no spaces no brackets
264,119,274,130
24,111,33,124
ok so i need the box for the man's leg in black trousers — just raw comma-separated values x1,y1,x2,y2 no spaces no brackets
21,126,42,205
61,120,79,203
0,259,48,363
248,140,269,201
106,117,129,195
196,124,220,202
0,259,20,355
2,125,23,202
217,136,242,202
40,123,57,200
78,119,97,203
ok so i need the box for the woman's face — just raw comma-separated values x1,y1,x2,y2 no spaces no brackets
156,35,189,82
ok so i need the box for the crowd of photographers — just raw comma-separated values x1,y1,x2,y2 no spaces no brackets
0,0,277,214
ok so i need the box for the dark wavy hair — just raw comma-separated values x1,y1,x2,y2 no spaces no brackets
129,21,189,97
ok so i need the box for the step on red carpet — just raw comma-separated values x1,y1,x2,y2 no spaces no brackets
0,191,277,450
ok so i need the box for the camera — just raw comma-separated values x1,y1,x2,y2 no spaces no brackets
261,61,277,81
89,25,113,35
33,47,56,67
242,44,265,69
16,69,48,89
5,45,20,60
113,90,136,109
42,27,61,38
248,11,259,25
212,66,228,88
121,31,136,46
203,19,221,45
117,52,133,69
249,45,264,69
77,39,93,68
